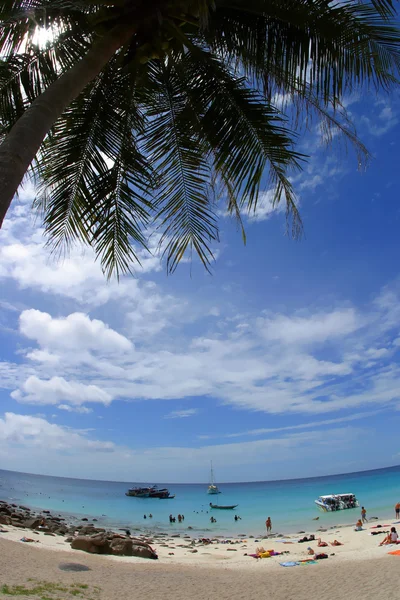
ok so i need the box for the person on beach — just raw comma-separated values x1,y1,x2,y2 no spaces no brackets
331,540,343,546
317,538,328,547
395,503,400,518
355,519,363,531
178,514,182,523
379,527,398,546
361,507,368,523
266,517,272,533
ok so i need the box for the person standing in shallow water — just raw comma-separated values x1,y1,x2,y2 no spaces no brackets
266,517,272,533
395,503,400,519
361,507,368,523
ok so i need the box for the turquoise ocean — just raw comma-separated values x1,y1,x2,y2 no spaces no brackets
1,466,400,537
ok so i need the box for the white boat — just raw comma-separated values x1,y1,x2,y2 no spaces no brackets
207,461,221,495
315,493,359,512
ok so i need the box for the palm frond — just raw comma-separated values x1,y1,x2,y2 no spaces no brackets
35,64,155,277
210,0,400,98
170,47,303,234
145,60,218,273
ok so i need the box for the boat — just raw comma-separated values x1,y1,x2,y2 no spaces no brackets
315,493,359,512
125,485,174,499
125,486,153,497
207,461,221,495
209,503,238,510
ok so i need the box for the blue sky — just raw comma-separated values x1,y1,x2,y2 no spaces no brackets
1,90,400,483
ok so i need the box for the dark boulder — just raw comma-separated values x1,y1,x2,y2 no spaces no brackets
23,518,42,530
0,515,11,525
132,545,158,559
110,538,133,556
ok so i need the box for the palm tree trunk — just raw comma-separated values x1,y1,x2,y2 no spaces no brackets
0,22,136,227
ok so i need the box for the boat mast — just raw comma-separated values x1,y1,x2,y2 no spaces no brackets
210,461,215,485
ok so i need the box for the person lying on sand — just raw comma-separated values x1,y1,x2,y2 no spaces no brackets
331,540,343,546
379,527,398,546
317,538,328,547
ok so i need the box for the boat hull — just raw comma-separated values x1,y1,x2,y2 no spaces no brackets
210,504,238,510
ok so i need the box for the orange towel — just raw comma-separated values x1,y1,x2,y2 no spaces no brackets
387,549,400,555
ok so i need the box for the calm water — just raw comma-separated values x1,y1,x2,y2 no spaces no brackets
1,466,400,536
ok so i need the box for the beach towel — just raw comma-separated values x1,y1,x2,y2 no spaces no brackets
299,560,318,565
280,561,299,567
387,549,400,556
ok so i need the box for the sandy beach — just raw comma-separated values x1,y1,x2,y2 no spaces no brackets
2,518,400,600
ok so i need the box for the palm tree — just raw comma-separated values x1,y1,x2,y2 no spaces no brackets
0,1,399,276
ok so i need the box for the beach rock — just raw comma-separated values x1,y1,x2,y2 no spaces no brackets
110,538,133,556
0,515,12,525
0,507,12,516
79,526,105,535
65,537,74,543
10,512,23,520
131,545,158,559
11,520,27,528
23,518,42,530
71,536,108,554
19,506,31,512
81,518,89,522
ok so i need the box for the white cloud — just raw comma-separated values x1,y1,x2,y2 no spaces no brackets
11,375,112,406
164,408,198,419
199,409,384,440
358,97,399,138
58,404,93,414
4,280,400,416
0,412,115,453
247,189,286,222
258,308,359,345
20,309,132,353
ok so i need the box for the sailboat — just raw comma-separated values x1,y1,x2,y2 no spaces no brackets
207,461,221,495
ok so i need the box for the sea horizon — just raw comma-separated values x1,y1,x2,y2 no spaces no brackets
2,462,400,486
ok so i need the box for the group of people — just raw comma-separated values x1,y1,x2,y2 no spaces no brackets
169,513,185,523
143,514,153,519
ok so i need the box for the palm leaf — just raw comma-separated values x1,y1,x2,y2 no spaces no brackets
145,60,218,273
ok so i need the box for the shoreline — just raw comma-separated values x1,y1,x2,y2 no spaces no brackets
2,498,400,569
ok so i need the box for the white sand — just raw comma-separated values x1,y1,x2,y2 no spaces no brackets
1,520,400,599
0,518,399,567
